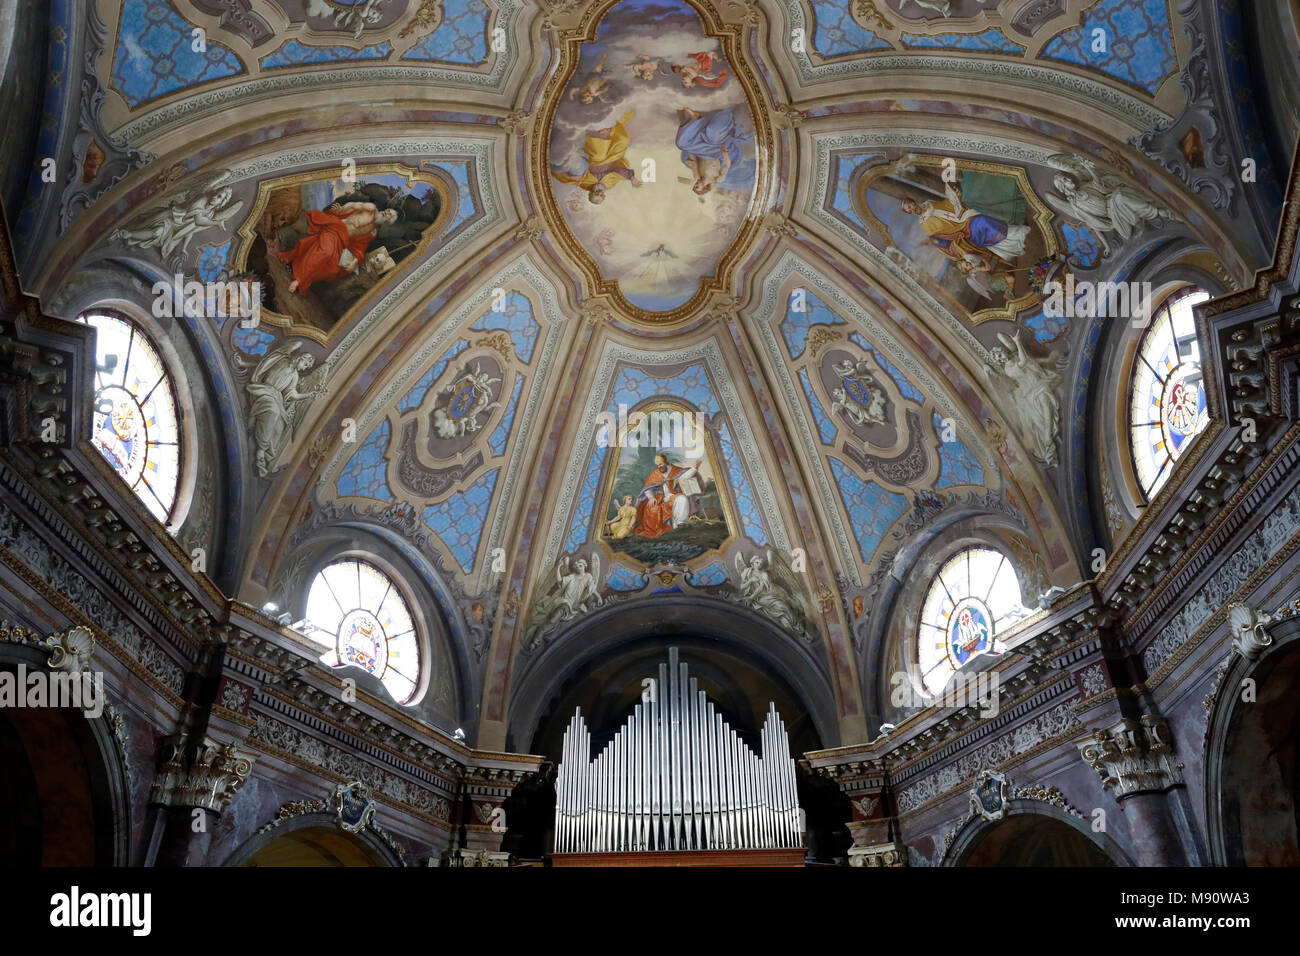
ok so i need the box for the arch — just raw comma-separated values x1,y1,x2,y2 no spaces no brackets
75,306,190,528
273,523,467,726
301,554,427,707
943,802,1131,867
0,644,131,866
914,545,1029,697
507,597,839,754
871,517,1043,727
1205,616,1300,865
223,813,402,867
1087,263,1226,546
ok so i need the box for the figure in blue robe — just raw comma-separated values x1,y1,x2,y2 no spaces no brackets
675,107,755,196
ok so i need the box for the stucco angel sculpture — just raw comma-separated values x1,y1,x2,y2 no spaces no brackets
236,341,326,478
1044,153,1173,256
111,174,243,263
983,330,1063,468
528,554,604,647
734,551,804,634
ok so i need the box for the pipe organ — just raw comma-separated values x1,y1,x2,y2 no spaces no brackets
553,648,802,855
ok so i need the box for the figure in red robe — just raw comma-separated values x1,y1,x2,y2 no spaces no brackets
671,51,728,88
633,454,701,538
277,201,397,295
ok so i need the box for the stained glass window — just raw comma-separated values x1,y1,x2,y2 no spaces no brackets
1129,289,1210,500
303,559,422,704
917,547,1026,695
76,311,182,523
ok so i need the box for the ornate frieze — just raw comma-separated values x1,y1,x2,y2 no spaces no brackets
249,712,455,822
897,701,1078,814
1141,485,1300,677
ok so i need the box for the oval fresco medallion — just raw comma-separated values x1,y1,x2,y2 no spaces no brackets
545,0,761,316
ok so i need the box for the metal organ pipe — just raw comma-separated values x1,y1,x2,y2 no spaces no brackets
553,648,803,854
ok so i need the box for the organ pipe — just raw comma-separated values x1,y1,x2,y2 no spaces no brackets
554,647,802,853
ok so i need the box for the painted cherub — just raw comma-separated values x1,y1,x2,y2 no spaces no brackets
628,53,667,80
605,495,637,539
569,52,612,105
671,51,727,88
958,253,1015,301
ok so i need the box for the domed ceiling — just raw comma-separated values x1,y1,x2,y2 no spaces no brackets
7,0,1293,748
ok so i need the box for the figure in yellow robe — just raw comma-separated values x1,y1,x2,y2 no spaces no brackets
605,495,638,539
551,111,642,204
902,183,1029,268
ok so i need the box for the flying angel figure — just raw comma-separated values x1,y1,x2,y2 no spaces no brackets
111,171,243,264
628,54,669,80
569,53,612,105
1044,153,1173,256
632,243,691,285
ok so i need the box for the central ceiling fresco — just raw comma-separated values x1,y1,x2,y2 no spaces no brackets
541,0,765,316
17,0,1288,746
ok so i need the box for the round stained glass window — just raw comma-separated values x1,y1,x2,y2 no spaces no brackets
303,558,422,705
917,547,1027,696
76,311,182,523
1129,290,1210,500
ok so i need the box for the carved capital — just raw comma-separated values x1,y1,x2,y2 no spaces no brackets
1078,716,1183,797
151,735,255,812
442,847,512,867
848,841,907,867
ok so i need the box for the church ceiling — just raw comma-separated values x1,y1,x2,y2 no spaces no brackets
11,0,1288,741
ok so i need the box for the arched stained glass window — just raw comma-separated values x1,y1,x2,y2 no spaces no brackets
303,559,422,704
917,547,1026,696
1128,289,1210,500
76,311,182,523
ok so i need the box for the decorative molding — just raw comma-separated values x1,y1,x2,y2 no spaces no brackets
46,625,96,672
1130,0,1236,211
1226,601,1273,661
440,848,512,867
1141,484,1300,677
1014,784,1084,817
59,2,156,230
897,699,1077,813
256,798,329,834
777,1,1170,128
114,0,529,143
